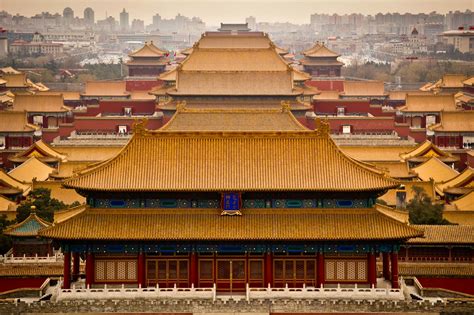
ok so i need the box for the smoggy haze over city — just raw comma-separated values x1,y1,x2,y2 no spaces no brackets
1,0,472,25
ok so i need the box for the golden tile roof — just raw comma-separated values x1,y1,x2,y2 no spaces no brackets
128,41,167,58
429,111,474,132
49,161,90,179
342,81,385,97
0,195,16,212
13,94,69,112
292,68,312,81
440,74,468,88
408,225,474,244
463,77,474,87
82,81,129,97
455,92,474,104
302,43,340,58
442,211,474,225
378,181,435,207
397,262,474,277
436,168,474,196
400,94,457,112
52,146,122,162
198,33,273,49
0,111,38,132
8,157,54,183
160,108,309,132
375,204,409,223
412,157,459,183
3,212,51,237
0,66,21,74
387,90,432,101
168,70,299,96
159,68,177,81
33,180,86,205
0,170,31,196
39,208,422,241
181,47,289,72
37,91,81,101
399,140,458,163
313,91,341,100
64,129,399,192
130,91,156,100
9,139,67,163
53,204,87,224
2,73,28,88
372,162,415,179
450,191,474,211
341,146,415,162
0,264,66,277
0,78,6,85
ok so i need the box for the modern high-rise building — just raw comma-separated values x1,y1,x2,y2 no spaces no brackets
84,7,95,26
63,7,74,25
120,8,129,32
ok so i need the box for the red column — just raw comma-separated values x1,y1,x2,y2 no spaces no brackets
368,252,377,288
382,252,390,280
316,252,324,288
190,252,198,287
391,252,399,289
85,252,94,288
63,251,71,289
72,252,80,281
264,252,273,287
138,252,145,288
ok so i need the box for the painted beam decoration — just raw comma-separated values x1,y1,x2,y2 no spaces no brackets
221,192,242,216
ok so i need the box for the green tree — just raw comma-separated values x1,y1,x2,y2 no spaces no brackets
407,186,451,225
0,214,13,255
16,188,67,223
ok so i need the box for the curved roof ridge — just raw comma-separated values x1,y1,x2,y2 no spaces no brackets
435,167,473,196
4,211,51,237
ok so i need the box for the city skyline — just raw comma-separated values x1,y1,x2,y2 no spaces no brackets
1,0,472,26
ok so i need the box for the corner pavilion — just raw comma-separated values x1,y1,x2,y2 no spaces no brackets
40,120,422,292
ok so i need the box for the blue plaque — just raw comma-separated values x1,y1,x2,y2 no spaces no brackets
221,192,241,215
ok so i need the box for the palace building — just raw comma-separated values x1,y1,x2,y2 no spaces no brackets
151,32,317,122
40,118,422,292
300,42,344,78
126,41,169,78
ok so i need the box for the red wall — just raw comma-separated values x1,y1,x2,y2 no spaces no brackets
327,117,396,133
0,278,47,293
418,277,474,295
306,80,344,92
125,80,163,91
97,100,156,115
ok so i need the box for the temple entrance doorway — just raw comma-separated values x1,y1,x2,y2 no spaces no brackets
216,259,246,292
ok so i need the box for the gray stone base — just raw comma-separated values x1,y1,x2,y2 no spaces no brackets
0,299,472,314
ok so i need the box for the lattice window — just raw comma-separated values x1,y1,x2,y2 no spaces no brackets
116,261,127,279
336,261,345,279
274,260,284,279
106,261,115,279
127,261,137,280
95,261,106,281
325,261,335,280
357,261,367,280
346,261,356,280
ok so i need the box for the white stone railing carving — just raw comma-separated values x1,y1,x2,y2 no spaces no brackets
55,283,216,302
245,283,405,301
0,253,63,264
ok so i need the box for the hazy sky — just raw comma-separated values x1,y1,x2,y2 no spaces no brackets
1,0,472,25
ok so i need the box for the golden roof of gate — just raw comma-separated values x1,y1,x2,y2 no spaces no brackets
128,41,167,58
302,42,340,58
411,157,459,183
342,81,385,97
9,139,67,163
13,94,69,112
429,111,474,132
64,128,398,192
39,208,422,241
399,140,458,163
160,108,309,132
0,111,38,132
400,94,457,112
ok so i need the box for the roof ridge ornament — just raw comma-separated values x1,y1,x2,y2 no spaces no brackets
132,118,148,136
176,101,187,112
314,117,330,136
281,100,291,112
